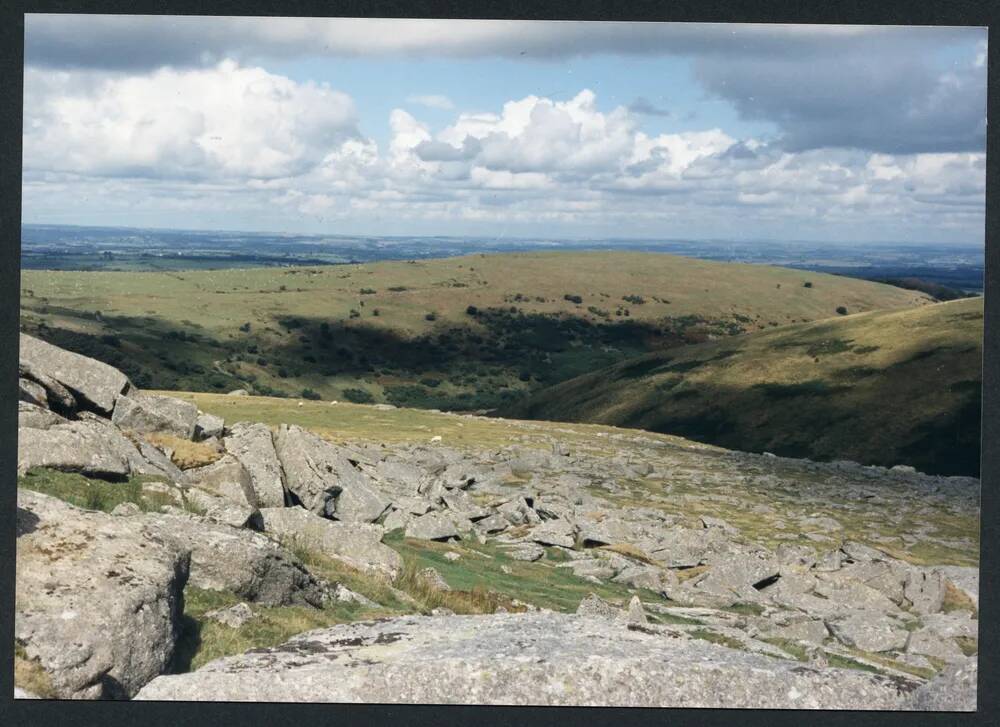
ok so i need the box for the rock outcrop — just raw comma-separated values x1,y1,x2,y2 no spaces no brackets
223,423,286,508
144,512,325,607
135,612,922,709
15,490,190,699
258,507,402,579
19,333,131,414
112,392,199,439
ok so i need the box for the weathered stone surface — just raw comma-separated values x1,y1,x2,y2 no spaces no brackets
274,424,388,519
531,518,576,547
18,401,69,430
112,393,199,439
202,497,262,530
441,490,490,520
19,378,49,408
903,568,946,615
16,490,190,699
20,333,131,414
559,557,617,580
620,595,648,626
135,612,921,708
20,363,78,414
612,564,676,592
186,454,255,506
906,629,965,662
259,506,402,579
827,612,909,653
576,593,620,619
17,422,131,479
418,567,451,591
382,508,412,532
145,512,324,607
205,603,255,629
405,511,459,541
224,423,286,508
474,513,509,534
505,543,545,562
903,659,977,712
333,478,392,524
195,412,225,441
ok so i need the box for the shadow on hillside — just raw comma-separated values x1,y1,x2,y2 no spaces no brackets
502,346,983,478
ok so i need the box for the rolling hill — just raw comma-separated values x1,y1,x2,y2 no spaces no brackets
501,297,983,476
20,251,932,410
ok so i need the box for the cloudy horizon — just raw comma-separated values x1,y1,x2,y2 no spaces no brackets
21,16,988,244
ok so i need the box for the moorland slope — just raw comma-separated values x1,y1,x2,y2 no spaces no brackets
20,252,931,410
502,297,983,476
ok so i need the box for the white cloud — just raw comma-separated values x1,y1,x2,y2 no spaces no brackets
23,60,359,181
407,94,456,110
21,65,985,242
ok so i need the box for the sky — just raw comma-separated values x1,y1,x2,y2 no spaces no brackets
21,16,988,244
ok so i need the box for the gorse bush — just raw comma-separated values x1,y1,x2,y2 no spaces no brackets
342,388,374,404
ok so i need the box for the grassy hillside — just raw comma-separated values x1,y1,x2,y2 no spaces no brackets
502,297,983,476
20,251,931,410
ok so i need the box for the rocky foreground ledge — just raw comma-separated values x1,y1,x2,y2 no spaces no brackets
134,612,973,710
15,333,980,709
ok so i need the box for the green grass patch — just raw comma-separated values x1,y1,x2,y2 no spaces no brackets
172,586,382,673
18,467,181,514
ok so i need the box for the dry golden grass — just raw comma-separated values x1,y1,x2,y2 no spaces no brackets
675,565,711,583
392,561,525,615
598,543,657,565
14,645,56,698
941,581,978,615
144,433,223,469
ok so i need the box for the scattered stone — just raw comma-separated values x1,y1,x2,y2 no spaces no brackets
110,502,142,517
186,454,257,507
205,603,255,629
227,389,249,396
531,518,576,548
444,552,461,562
405,511,459,541
505,543,545,562
418,567,451,591
826,612,909,653
576,593,620,620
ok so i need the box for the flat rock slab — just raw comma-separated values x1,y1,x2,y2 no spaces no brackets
20,333,131,414
17,422,131,479
112,393,199,439
136,612,924,709
16,490,190,699
259,506,402,579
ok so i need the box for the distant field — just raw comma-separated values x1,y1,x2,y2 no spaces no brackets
20,251,931,410
502,297,983,476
